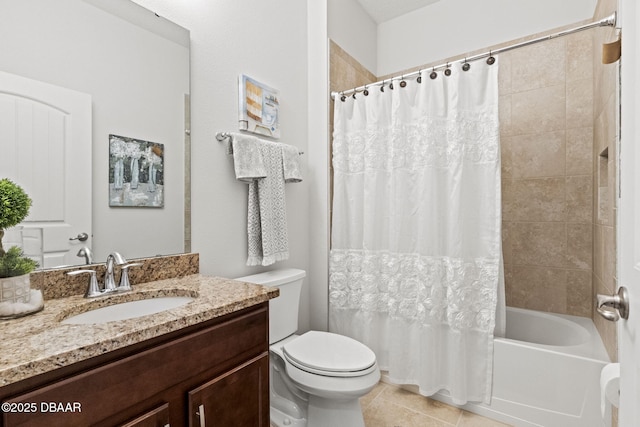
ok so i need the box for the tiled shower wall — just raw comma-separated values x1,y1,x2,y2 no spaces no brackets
500,32,595,317
592,0,619,363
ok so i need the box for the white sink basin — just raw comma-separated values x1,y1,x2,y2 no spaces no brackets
61,296,195,325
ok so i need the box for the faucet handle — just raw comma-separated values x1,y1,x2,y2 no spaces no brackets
117,262,143,292
67,269,102,298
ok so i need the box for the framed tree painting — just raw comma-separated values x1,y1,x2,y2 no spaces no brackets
109,134,164,207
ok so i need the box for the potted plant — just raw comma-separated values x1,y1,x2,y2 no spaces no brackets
0,178,38,304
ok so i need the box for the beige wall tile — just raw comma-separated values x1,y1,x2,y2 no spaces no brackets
594,109,607,158
504,263,514,305
566,127,593,175
594,224,604,281
509,265,568,313
567,223,593,269
594,0,617,19
567,78,594,129
566,31,594,82
510,131,565,179
498,53,512,95
603,225,616,287
567,269,593,317
593,27,618,115
511,222,566,268
604,94,617,150
511,85,566,135
499,95,513,138
566,175,593,224
500,133,513,179
510,38,565,93
606,156,616,226
503,178,566,222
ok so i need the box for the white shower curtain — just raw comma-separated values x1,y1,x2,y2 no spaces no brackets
329,60,504,405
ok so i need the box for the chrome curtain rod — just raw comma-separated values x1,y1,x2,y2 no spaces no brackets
331,12,617,100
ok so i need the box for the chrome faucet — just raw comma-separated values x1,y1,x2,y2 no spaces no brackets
104,252,127,292
66,252,143,298
76,246,93,264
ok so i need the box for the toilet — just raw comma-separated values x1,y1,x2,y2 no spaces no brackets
235,268,380,427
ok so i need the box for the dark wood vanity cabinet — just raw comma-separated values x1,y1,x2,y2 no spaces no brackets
188,354,269,427
0,303,270,427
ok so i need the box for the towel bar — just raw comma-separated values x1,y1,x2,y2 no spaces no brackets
216,132,304,155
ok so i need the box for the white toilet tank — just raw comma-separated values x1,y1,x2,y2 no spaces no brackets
235,268,306,344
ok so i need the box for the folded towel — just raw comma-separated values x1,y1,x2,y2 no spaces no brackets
246,141,290,266
281,144,303,183
229,132,267,182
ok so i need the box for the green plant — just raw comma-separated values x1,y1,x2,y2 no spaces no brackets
0,246,38,278
0,178,32,257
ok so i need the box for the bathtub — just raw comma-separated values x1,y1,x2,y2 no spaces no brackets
424,307,610,426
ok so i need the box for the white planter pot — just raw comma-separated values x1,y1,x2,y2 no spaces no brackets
0,274,31,304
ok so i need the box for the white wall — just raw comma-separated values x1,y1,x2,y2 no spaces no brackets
0,0,188,262
377,0,598,76
131,0,312,332
308,0,330,331
328,0,378,75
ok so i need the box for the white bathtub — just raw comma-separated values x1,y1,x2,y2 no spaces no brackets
428,307,610,427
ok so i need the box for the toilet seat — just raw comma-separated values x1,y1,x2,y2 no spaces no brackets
282,331,377,377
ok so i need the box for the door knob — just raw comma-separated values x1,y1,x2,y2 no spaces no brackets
69,232,89,242
597,286,629,321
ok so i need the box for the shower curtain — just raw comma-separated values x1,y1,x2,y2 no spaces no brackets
329,60,504,405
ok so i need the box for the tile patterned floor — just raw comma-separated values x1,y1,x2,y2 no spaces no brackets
360,382,513,427
270,381,513,427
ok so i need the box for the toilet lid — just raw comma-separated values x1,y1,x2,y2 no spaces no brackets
282,331,377,377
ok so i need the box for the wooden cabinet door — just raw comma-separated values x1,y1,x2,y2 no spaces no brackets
188,353,269,427
119,403,170,427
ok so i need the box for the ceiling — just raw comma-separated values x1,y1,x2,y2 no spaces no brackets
357,0,443,24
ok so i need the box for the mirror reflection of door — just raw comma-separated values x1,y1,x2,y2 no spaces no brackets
0,71,92,268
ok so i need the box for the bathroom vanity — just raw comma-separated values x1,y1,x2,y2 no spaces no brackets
0,268,277,426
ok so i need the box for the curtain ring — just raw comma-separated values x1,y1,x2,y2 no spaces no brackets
390,79,394,90
363,85,369,96
444,63,452,76
487,51,496,65
417,70,422,84
399,75,407,88
380,81,385,92
462,58,471,72
340,92,346,102
352,92,357,99
430,67,437,80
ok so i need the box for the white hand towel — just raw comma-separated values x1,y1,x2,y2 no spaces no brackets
229,132,267,182
246,141,290,266
281,144,303,183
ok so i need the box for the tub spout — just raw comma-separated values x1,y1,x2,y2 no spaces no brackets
596,286,629,321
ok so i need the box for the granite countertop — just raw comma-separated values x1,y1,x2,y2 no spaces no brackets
0,274,278,387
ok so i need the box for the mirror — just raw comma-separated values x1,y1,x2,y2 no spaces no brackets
0,0,190,268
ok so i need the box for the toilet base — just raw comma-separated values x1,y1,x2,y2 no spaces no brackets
271,406,307,427
307,395,365,427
